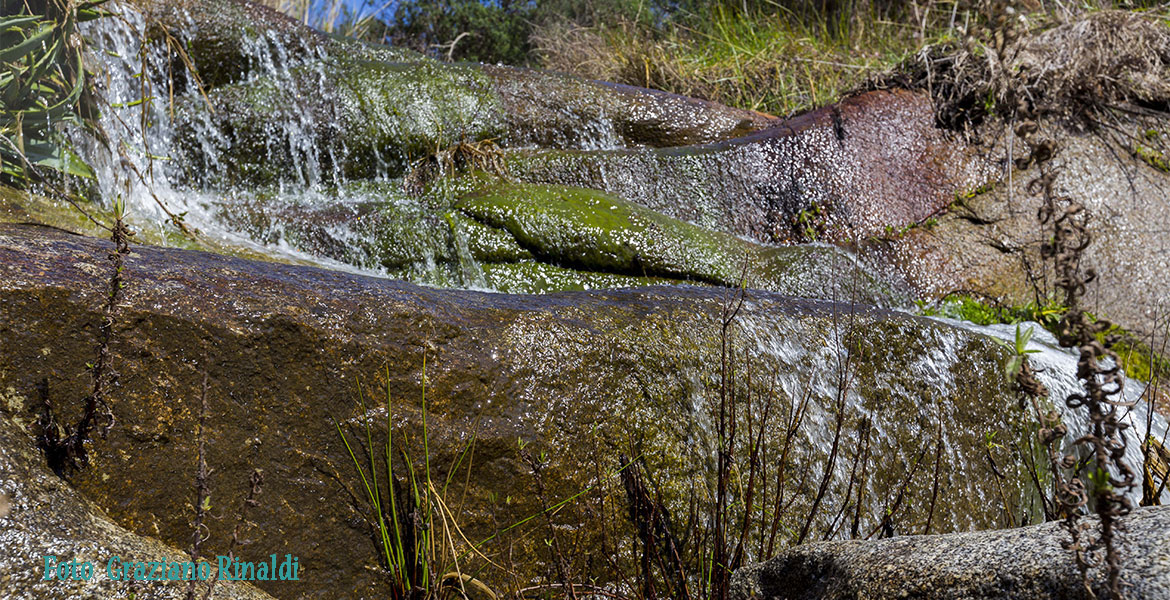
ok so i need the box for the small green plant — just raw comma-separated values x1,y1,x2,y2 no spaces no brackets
335,357,497,600
1131,142,1170,172
917,294,1068,335
337,366,436,597
993,324,1041,380
794,202,823,241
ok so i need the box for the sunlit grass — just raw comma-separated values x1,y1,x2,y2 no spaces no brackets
537,3,966,116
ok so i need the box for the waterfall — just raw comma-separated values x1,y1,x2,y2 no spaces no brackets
74,3,421,275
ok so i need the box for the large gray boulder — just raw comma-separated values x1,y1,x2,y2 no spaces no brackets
730,506,1170,600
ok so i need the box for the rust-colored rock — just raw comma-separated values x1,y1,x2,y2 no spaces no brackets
505,89,996,244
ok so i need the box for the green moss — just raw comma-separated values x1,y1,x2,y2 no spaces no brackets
917,295,1066,332
457,180,899,303
953,181,996,205
458,181,745,284
337,59,506,166
0,184,312,264
1132,142,1170,172
919,293,1169,384
448,213,532,262
1101,328,1170,384
178,58,507,185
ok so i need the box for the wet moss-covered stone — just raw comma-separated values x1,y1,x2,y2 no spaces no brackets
133,0,423,89
0,184,313,265
205,184,505,287
459,181,901,304
181,178,896,299
174,59,508,186
450,212,532,263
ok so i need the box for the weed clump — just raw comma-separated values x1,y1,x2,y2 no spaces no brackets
37,199,133,474
874,8,1170,132
403,138,509,198
336,357,497,600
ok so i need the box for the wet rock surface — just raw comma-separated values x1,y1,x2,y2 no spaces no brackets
457,181,899,302
141,0,775,183
1,223,1038,598
89,0,997,301
504,89,996,244
729,506,1170,600
483,64,776,149
102,0,1168,343
0,402,275,600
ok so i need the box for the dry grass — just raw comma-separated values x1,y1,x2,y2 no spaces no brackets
871,7,1170,130
533,3,965,117
1013,11,1170,111
255,0,391,38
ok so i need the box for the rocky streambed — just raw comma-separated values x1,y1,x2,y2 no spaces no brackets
1,0,1169,598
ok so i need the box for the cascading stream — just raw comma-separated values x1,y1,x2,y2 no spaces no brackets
73,1,897,297
936,317,1169,507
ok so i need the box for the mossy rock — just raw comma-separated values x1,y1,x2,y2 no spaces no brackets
0,184,308,265
480,260,672,294
449,212,532,263
207,183,498,287
173,59,507,186
135,0,423,89
459,181,901,304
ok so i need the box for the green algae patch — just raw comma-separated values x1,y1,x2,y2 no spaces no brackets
458,181,900,303
335,59,507,170
459,182,755,284
449,213,532,262
1107,329,1170,385
0,185,305,265
1132,142,1170,172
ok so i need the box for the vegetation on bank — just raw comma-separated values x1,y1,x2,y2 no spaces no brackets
919,294,1170,385
260,0,945,116
261,0,1170,117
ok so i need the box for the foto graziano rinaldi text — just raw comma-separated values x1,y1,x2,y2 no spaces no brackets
42,554,301,582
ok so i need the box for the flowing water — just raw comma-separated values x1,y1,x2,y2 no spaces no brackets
68,1,1168,546
935,317,1170,507
78,6,411,276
